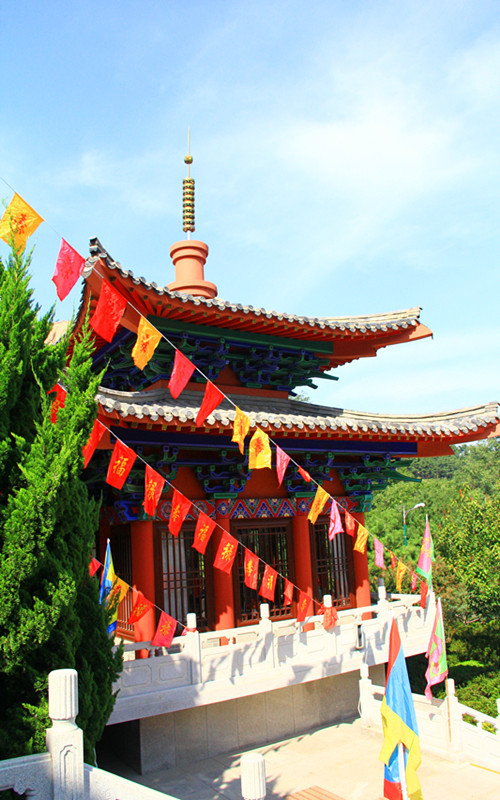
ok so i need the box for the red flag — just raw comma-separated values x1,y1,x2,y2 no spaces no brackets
328,499,343,540
52,239,85,300
345,511,357,538
192,512,216,554
244,550,259,590
168,489,191,537
48,384,66,424
390,552,397,570
213,531,238,573
259,564,277,602
89,557,100,577
127,591,154,624
90,280,127,342
420,581,428,610
298,465,311,483
168,349,196,399
276,445,290,486
106,440,136,489
297,590,313,622
284,579,294,606
151,611,177,648
323,606,338,631
83,419,106,468
143,464,165,517
195,381,224,427
411,572,418,592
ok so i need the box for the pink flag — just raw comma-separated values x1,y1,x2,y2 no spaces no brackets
328,499,343,540
52,239,85,300
374,537,385,569
416,516,433,582
411,572,418,592
275,445,290,486
424,598,448,700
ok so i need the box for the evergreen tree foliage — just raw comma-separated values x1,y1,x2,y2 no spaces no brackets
0,245,122,761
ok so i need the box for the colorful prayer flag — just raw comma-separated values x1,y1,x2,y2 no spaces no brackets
168,349,196,399
48,383,66,424
213,531,238,573
89,557,100,577
232,406,251,454
89,280,128,342
374,538,385,569
353,524,369,554
328,499,343,540
192,511,215,554
390,552,397,570
248,428,272,470
323,605,338,631
151,611,177,648
416,516,434,582
308,485,329,524
276,445,290,486
380,619,423,800
345,511,357,538
283,579,294,606
143,464,165,517
132,317,162,370
297,590,313,622
127,591,154,624
259,564,277,602
168,489,191,537
420,581,428,610
297,465,311,483
52,239,85,300
411,572,418,592
396,561,407,592
0,193,43,251
109,577,129,606
106,439,136,490
424,597,448,700
83,419,106,468
244,550,259,590
99,540,118,635
196,381,224,427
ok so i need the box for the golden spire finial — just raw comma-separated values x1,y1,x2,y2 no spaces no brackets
183,128,195,238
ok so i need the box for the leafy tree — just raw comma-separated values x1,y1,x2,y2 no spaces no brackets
0,244,122,761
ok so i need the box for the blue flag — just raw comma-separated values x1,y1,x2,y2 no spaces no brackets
99,539,118,635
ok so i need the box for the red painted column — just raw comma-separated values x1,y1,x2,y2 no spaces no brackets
292,503,314,597
352,510,371,611
130,519,157,653
213,501,235,631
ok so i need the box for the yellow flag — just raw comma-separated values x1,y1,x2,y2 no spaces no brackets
131,317,162,370
396,561,407,592
232,406,251,454
110,576,129,605
353,524,369,554
0,193,43,251
308,485,329,524
248,428,271,470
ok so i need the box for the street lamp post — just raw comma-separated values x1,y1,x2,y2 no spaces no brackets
402,502,425,546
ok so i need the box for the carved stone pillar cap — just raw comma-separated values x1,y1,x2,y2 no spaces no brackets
48,668,79,722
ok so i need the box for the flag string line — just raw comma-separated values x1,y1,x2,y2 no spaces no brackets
0,187,428,596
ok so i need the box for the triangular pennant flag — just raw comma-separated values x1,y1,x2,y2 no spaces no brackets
297,590,313,622
99,540,118,635
90,280,128,342
308,485,329,524
420,581,428,610
248,428,272,470
276,445,290,486
424,597,448,700
52,239,85,300
298,465,312,483
345,511,358,538
328,499,343,540
168,489,191,537
143,464,165,517
259,565,277,602
106,439,136,490
196,381,225,427
390,552,397,570
0,193,43,251
132,317,162,370
213,531,238,573
353,524,369,554
127,591,154,624
244,550,259,590
416,516,434,582
47,384,66,424
151,611,177,649
83,419,106,468
396,561,407,592
192,512,216,554
283,579,294,606
374,537,385,569
411,572,418,592
89,557,100,577
323,605,338,631
168,349,196,399
232,406,251,455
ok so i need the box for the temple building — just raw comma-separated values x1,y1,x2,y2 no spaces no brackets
74,158,500,772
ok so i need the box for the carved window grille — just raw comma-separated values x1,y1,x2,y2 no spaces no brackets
160,525,210,630
312,517,356,609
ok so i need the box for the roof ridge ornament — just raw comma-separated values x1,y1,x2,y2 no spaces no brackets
183,128,195,238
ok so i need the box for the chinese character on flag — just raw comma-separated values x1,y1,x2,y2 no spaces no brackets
132,317,162,371
0,193,43,251
90,280,128,342
244,550,259,590
308,485,329,524
276,445,290,486
83,419,106,468
192,512,216,554
151,611,177,648
127,591,154,624
213,531,238,573
168,489,191,537
297,590,312,622
195,381,224,427
259,564,277,602
248,428,271,470
47,383,66,424
231,406,251,454
143,464,165,517
168,349,196,399
106,439,136,489
52,239,85,301
283,579,294,606
396,561,407,592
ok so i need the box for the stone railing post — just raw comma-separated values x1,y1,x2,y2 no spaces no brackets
259,604,275,668
241,752,266,800
322,594,337,657
185,613,202,685
46,669,84,800
358,663,379,729
446,678,464,759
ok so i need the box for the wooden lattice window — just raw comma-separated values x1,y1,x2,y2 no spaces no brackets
311,517,356,609
233,520,294,625
160,525,211,630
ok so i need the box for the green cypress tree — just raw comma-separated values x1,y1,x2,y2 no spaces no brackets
0,243,122,761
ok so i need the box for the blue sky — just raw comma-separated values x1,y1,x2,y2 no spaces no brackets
1,0,499,415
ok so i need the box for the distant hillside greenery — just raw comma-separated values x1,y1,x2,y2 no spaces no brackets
364,438,500,716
